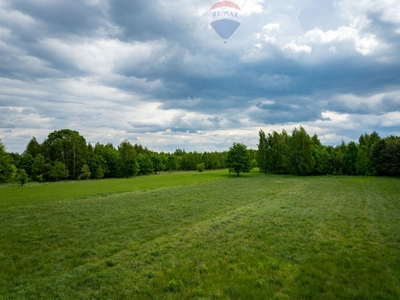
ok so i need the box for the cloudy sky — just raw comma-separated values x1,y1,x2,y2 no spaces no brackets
1,0,400,153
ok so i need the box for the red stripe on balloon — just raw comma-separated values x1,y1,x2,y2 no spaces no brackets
210,1,241,11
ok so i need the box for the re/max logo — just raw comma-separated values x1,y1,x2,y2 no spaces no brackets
212,11,239,18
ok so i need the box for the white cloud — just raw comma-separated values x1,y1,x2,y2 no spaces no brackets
238,0,265,16
283,40,312,53
305,26,379,55
262,23,281,43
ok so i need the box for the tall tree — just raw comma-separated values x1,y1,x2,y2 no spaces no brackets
226,142,252,176
0,139,13,182
256,129,268,173
118,140,138,177
165,155,177,171
137,153,153,175
268,130,289,174
355,149,369,175
371,139,387,176
31,154,51,181
287,126,315,175
343,142,359,175
95,143,120,178
18,153,34,177
25,136,41,158
42,129,88,179
312,146,331,175
383,137,400,176
151,153,164,174
89,155,108,179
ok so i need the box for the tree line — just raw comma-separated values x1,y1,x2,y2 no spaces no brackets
1,126,399,184
256,126,400,176
0,129,231,184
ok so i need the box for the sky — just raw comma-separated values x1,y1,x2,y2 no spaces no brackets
1,0,400,154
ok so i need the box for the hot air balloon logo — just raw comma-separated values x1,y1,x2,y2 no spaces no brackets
210,1,241,42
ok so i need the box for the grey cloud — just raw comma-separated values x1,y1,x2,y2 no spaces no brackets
207,116,223,125
1,0,400,153
108,0,205,42
252,97,324,124
6,0,108,38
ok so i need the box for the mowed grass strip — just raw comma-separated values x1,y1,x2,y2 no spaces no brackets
1,172,400,299
0,170,227,208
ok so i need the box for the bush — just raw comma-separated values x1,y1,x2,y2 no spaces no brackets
196,163,205,172
36,174,44,183
17,169,29,186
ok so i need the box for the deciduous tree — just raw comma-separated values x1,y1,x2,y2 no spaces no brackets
165,155,177,171
287,126,315,176
226,142,252,176
25,136,41,158
118,140,138,177
0,139,12,183
256,129,268,173
151,153,164,174
50,161,69,181
138,153,153,175
355,149,368,175
42,129,88,179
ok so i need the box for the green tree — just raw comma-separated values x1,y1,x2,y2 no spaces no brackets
25,136,41,157
311,135,331,175
50,161,69,181
89,155,107,179
197,163,205,172
95,143,120,178
79,164,91,180
256,129,269,173
329,145,345,175
268,130,289,174
94,166,104,179
355,149,369,175
287,126,315,176
31,154,51,181
118,140,138,177
312,146,331,175
165,155,177,171
225,142,252,176
0,139,13,183
384,137,400,176
138,153,153,175
151,153,164,174
371,139,386,176
42,129,88,179
17,169,29,186
343,142,358,175
18,153,34,177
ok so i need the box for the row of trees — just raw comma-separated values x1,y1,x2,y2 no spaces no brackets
1,127,399,183
0,129,230,183
256,126,400,176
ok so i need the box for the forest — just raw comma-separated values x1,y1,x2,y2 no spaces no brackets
0,126,399,184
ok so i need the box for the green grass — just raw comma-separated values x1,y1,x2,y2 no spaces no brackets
0,170,227,208
1,171,400,299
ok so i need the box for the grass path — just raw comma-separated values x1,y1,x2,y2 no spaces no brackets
1,172,399,299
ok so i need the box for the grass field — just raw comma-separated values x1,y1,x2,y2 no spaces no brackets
1,170,400,299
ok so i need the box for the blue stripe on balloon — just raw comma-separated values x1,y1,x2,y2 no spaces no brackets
210,19,240,40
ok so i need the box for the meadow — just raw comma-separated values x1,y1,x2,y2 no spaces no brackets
1,170,399,299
